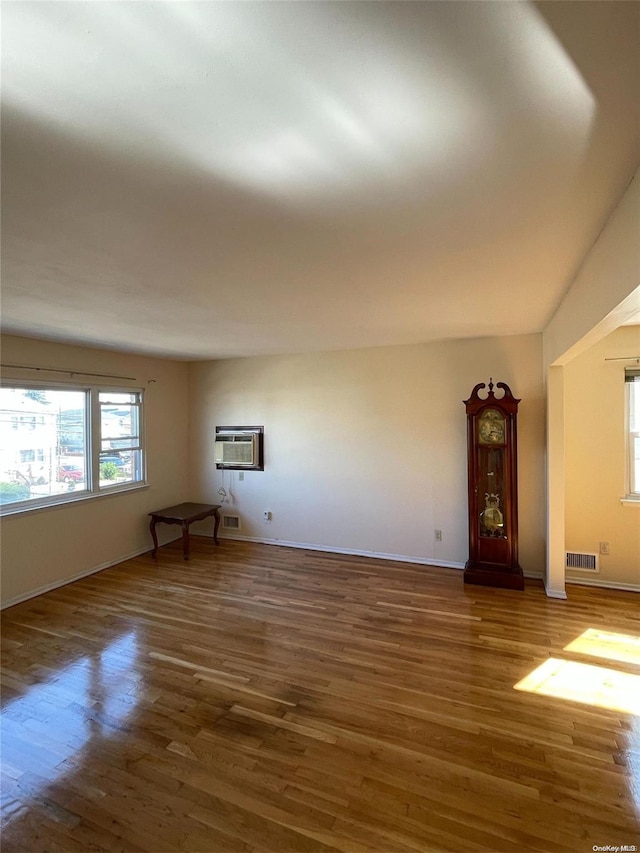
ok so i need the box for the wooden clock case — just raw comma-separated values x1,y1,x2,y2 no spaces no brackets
463,379,524,590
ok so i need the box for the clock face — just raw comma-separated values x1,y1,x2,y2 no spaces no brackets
478,409,506,444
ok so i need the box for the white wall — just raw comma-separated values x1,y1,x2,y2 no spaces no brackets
0,335,189,606
543,170,640,597
564,325,640,590
189,334,545,575
544,171,639,368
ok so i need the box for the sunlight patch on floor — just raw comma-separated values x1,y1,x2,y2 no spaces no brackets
564,628,640,666
514,657,640,716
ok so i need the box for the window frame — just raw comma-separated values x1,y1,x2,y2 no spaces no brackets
624,368,640,500
96,389,145,489
0,380,147,516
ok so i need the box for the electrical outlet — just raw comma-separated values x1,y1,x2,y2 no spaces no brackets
263,511,272,523
238,471,244,481
435,529,443,542
599,541,610,556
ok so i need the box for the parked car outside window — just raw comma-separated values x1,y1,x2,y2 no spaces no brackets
58,464,84,483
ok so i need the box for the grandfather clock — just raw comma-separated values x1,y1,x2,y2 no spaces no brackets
463,379,524,590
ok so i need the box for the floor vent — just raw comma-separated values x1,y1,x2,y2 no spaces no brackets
222,515,241,530
566,551,598,572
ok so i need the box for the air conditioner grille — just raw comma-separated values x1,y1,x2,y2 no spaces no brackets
222,515,240,530
221,443,253,465
566,551,598,571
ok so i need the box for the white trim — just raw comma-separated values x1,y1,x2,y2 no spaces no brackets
212,533,466,570
0,482,150,518
545,364,567,601
620,497,640,507
544,580,568,600
209,534,546,580
0,541,166,610
566,577,639,593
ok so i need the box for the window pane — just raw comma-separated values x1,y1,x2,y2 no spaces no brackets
99,391,143,490
0,388,87,506
630,380,640,432
99,392,137,405
100,402,139,444
632,434,640,495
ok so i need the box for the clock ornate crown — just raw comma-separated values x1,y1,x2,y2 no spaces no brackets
466,377,517,406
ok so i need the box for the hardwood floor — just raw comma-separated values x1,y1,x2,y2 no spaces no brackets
1,539,639,852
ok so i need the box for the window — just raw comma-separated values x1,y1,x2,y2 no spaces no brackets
0,385,145,512
98,391,144,484
626,368,640,498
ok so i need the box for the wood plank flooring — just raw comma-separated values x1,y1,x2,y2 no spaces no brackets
1,539,639,852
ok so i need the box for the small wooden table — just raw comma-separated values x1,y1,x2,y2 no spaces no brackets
149,502,221,561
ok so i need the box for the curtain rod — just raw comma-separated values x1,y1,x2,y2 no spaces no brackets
1,363,137,381
604,356,640,362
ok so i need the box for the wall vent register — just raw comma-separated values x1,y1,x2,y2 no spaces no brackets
566,552,599,572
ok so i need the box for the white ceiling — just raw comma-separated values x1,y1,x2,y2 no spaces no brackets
1,1,639,360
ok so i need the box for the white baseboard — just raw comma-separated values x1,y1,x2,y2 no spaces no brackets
0,540,176,610
211,532,466,570
208,534,554,583
5,534,630,612
566,577,639,593
213,535,552,582
544,582,568,600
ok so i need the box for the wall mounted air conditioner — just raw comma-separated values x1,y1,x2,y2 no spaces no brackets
214,426,264,470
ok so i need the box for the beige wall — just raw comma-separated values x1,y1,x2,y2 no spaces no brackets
189,334,545,575
564,325,640,589
542,171,640,597
0,335,189,605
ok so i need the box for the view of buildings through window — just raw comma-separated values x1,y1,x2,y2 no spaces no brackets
0,386,144,509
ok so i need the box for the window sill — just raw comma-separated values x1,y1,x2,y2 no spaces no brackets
620,497,640,507
0,482,150,518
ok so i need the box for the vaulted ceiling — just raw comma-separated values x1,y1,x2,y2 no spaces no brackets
2,1,638,360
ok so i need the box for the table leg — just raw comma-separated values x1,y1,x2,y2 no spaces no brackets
181,521,190,560
149,518,158,557
213,508,220,545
